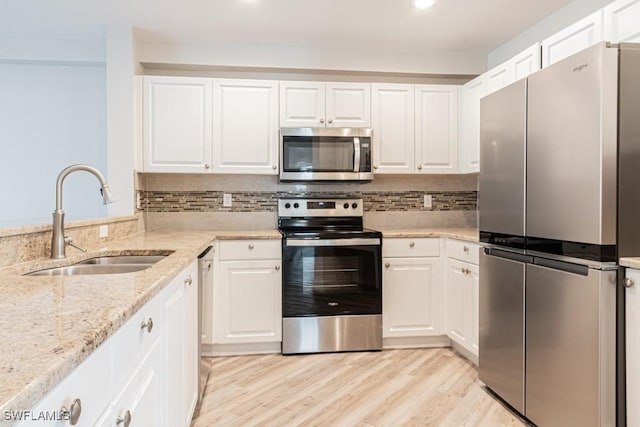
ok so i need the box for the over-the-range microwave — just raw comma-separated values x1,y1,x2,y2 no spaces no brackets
280,128,373,182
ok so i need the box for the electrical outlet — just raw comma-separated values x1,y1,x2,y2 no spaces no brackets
99,225,109,238
423,194,433,209
223,193,232,207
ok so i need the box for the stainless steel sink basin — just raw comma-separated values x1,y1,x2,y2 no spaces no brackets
26,264,153,276
76,255,167,265
25,254,169,276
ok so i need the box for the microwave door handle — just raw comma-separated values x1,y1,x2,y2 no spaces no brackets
353,137,361,173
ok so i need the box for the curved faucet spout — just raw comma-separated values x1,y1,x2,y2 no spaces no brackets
51,164,116,259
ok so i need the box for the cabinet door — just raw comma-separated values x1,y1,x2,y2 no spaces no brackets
485,62,515,95
279,81,326,127
183,263,199,425
382,257,441,337
446,258,472,349
143,76,212,173
325,82,371,128
541,10,604,67
512,43,542,81
627,269,640,426
371,83,415,174
164,276,186,427
212,79,279,174
604,0,640,42
415,85,459,173
468,263,479,356
459,76,486,173
214,260,282,343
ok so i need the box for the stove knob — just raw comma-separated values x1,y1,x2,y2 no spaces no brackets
284,203,291,209
352,203,358,209
293,202,299,209
343,203,349,209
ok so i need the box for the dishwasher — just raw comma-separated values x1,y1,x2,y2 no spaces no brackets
197,246,214,404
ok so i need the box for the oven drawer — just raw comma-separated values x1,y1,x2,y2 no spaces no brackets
383,238,439,258
446,239,479,264
219,239,282,261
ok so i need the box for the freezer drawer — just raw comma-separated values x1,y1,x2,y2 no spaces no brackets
525,261,616,427
479,248,527,414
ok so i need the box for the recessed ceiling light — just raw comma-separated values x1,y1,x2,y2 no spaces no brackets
413,0,434,9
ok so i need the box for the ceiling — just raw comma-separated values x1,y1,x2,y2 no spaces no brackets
2,0,573,57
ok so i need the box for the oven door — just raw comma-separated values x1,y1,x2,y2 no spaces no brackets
282,237,382,317
280,128,372,181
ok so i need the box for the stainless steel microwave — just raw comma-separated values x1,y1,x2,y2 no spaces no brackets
280,128,373,181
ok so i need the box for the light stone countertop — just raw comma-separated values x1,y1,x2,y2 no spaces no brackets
620,258,640,269
0,229,280,425
381,227,479,243
0,226,474,422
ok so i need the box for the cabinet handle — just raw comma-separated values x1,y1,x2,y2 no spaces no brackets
275,265,280,271
184,275,193,286
141,317,154,333
373,165,378,170
272,165,277,170
385,263,390,268
248,243,255,250
61,399,82,425
328,119,333,124
624,278,635,288
116,410,132,427
409,242,415,248
417,165,423,170
204,164,210,170
463,246,469,253
320,118,325,124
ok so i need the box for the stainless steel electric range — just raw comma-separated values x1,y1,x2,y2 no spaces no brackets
278,198,382,355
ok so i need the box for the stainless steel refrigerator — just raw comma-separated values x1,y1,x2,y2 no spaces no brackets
479,42,640,427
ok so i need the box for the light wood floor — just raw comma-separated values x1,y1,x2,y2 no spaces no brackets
192,348,528,427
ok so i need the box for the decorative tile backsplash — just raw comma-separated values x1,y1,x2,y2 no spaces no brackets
139,190,477,212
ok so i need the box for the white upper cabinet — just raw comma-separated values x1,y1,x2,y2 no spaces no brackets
485,62,514,95
604,0,640,42
415,85,459,174
459,75,486,174
212,79,279,174
143,76,212,173
541,10,604,67
512,43,542,80
371,83,415,174
279,81,371,128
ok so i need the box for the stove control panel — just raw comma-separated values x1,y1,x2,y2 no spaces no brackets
278,198,364,217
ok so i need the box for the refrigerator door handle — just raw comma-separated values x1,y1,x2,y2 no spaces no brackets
532,257,589,276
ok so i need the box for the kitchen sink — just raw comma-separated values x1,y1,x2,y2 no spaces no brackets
25,254,170,276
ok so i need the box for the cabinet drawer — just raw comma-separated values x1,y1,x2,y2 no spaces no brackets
219,239,281,260
382,238,439,258
446,239,479,264
111,293,164,390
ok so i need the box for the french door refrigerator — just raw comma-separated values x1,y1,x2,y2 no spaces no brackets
480,42,640,427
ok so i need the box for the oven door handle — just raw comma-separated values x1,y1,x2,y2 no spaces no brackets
285,238,381,247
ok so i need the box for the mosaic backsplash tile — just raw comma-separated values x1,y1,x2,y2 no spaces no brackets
139,190,477,212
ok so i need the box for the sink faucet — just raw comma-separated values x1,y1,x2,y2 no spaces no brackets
51,164,116,259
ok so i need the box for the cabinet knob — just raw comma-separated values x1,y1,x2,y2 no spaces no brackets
373,165,378,170
141,317,154,333
417,165,423,170
320,118,325,124
61,399,82,425
409,242,415,248
184,275,193,286
328,119,333,124
249,243,255,250
624,278,635,288
204,164,210,170
385,262,390,268
116,410,132,427
463,246,469,253
272,165,277,170
275,265,280,271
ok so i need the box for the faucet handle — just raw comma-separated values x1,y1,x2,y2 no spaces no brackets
64,236,87,253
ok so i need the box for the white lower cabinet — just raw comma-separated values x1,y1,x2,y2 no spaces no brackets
626,268,640,426
213,240,282,346
19,260,199,427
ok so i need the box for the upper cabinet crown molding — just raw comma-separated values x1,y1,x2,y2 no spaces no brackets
279,81,371,128
603,0,640,43
541,10,604,68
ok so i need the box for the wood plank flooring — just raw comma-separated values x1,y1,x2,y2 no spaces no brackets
192,348,528,427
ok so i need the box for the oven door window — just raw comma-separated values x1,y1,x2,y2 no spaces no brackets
282,136,355,172
283,243,381,317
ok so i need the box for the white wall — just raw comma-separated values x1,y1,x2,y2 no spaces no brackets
488,0,615,68
0,62,107,227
